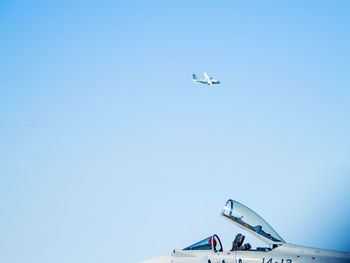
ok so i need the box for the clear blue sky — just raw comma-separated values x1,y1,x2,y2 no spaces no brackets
1,1,350,263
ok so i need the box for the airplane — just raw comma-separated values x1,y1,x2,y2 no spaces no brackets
192,72,220,86
140,199,350,263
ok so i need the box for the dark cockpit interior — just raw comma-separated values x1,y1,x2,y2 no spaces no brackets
231,233,251,251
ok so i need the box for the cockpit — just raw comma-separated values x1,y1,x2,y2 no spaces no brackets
182,233,269,253
181,200,285,254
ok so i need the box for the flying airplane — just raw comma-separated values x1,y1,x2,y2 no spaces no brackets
140,199,350,263
192,72,220,86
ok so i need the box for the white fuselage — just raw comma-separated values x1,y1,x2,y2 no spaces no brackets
140,244,350,263
139,199,350,263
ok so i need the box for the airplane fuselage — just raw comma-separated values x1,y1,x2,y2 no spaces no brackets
143,244,350,263
192,72,220,86
139,199,350,263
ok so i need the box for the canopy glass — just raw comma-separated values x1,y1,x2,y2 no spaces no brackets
183,235,223,252
221,200,285,245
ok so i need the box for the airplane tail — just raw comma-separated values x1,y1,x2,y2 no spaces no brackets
192,74,197,82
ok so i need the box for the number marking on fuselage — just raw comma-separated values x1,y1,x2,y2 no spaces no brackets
262,258,292,263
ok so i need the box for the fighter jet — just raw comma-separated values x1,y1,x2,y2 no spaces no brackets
192,72,220,86
140,199,350,263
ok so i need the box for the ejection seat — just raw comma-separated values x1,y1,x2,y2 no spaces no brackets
231,234,251,251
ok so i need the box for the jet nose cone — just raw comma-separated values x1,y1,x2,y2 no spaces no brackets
139,254,171,263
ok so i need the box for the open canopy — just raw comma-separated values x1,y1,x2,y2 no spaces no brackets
221,199,285,245
183,235,223,252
